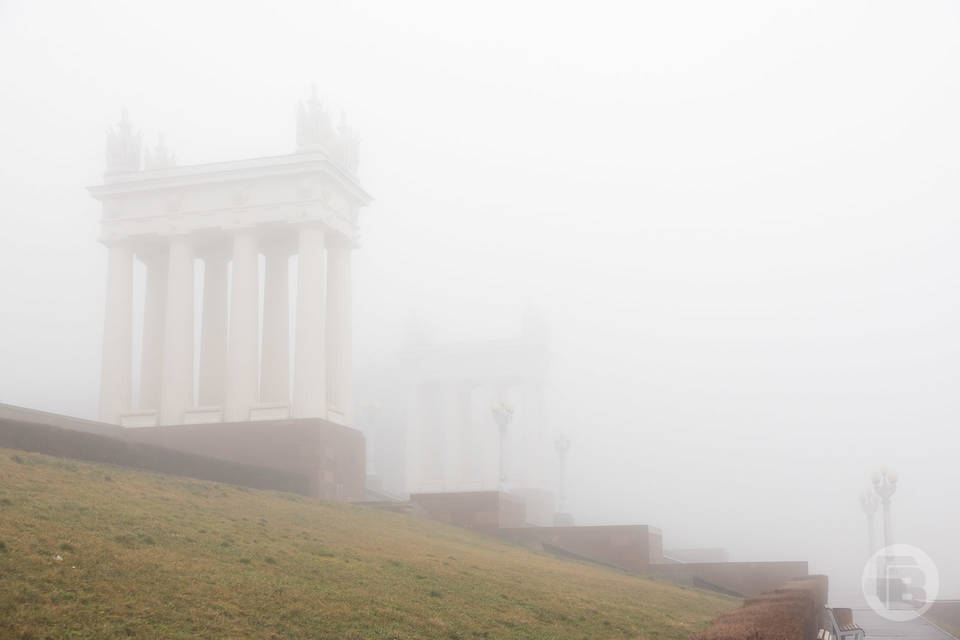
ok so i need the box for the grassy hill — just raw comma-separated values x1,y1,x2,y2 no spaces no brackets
0,448,736,639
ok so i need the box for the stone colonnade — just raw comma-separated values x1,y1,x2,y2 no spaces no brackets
406,380,546,493
98,224,352,426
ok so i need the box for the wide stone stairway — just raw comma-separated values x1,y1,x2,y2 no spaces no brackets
852,606,957,640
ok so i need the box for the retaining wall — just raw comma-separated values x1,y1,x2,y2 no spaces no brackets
500,524,660,572
0,418,311,495
410,491,527,535
651,561,809,598
0,404,365,501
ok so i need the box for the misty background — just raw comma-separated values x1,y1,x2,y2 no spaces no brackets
1,0,958,600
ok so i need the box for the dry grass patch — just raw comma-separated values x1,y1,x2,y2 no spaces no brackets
0,448,736,639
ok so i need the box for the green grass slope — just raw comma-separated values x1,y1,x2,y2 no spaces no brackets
0,448,736,639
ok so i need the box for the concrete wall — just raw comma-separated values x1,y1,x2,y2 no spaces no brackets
664,548,730,563
410,491,527,535
0,418,311,495
500,525,658,573
510,488,555,526
122,419,365,501
0,404,365,501
650,561,809,597
648,527,664,564
0,403,120,437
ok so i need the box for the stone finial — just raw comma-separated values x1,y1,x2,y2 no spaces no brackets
105,109,142,174
144,133,175,170
337,111,360,174
296,85,335,152
296,87,360,174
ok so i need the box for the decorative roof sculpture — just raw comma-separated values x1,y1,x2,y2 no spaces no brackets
144,133,175,170
297,86,335,152
336,112,360,174
297,86,359,174
104,89,358,176
105,109,142,174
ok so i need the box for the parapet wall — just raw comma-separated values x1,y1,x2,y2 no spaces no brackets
664,548,729,563
500,524,659,572
0,404,365,501
405,489,801,594
0,418,310,495
410,491,527,535
691,575,829,640
0,404,119,437
651,561,809,598
122,419,365,501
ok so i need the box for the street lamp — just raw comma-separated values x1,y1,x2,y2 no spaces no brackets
872,467,898,550
859,488,880,556
491,401,514,490
872,467,899,604
554,434,571,515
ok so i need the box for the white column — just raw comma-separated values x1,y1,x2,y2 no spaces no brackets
198,249,228,407
405,383,423,493
98,242,134,423
261,245,290,404
159,237,195,425
138,249,167,411
225,229,260,422
441,383,457,491
325,240,352,423
457,385,476,486
293,224,327,418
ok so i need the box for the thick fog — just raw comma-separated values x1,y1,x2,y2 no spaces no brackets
1,0,958,601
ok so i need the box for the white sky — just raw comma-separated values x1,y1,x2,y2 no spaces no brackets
1,0,958,599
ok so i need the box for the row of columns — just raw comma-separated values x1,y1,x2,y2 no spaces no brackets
98,224,352,426
405,380,549,494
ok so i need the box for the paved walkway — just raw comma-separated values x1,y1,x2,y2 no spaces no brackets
852,606,957,640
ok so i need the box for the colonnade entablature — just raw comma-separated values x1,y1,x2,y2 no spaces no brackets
89,97,371,428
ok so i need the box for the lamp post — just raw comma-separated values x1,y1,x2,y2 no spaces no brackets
859,488,879,557
872,467,898,550
491,401,514,491
872,467,899,603
554,434,571,514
